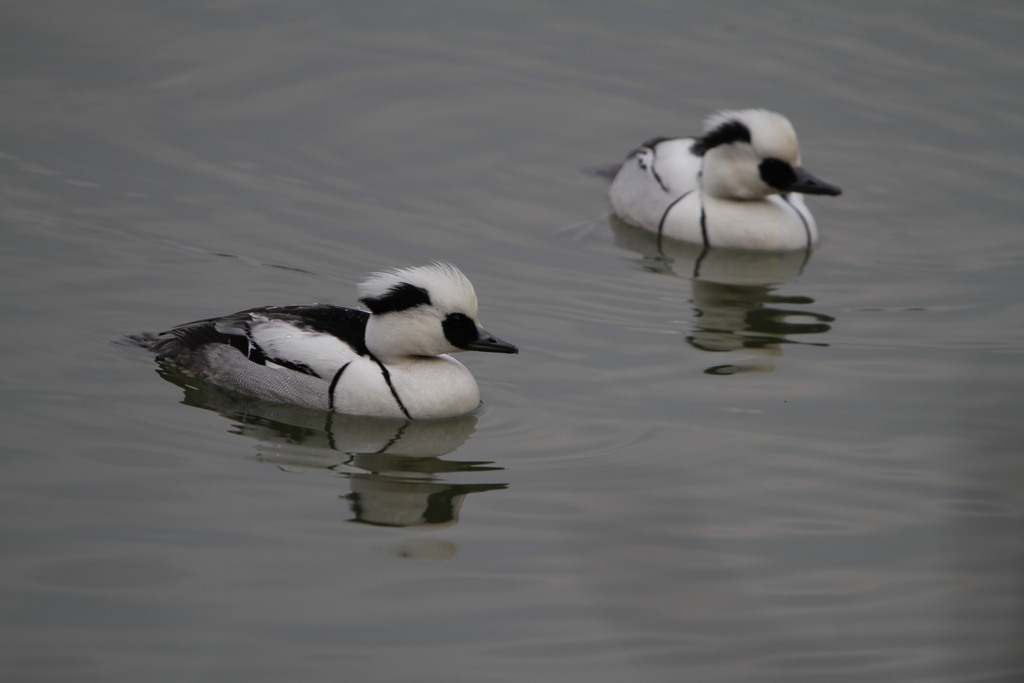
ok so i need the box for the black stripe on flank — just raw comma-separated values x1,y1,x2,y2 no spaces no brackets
699,202,709,247
690,120,751,156
651,164,670,193
327,362,350,412
360,282,431,315
656,190,693,250
779,194,814,248
697,168,710,247
370,354,413,420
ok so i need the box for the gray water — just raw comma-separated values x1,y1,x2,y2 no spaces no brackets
2,1,1023,682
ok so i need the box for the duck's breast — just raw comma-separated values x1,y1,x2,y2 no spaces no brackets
663,194,818,250
335,355,481,419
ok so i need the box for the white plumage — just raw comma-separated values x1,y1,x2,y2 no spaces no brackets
140,263,517,419
609,109,841,251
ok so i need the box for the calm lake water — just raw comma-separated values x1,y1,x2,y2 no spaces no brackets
2,1,1023,682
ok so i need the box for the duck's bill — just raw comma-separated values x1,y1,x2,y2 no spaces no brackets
789,167,842,196
466,329,519,354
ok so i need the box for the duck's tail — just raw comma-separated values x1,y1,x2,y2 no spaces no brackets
582,162,622,181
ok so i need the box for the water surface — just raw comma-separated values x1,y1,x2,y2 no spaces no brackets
2,2,1023,682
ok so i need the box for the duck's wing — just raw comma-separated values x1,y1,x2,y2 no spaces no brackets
610,136,701,229
645,137,702,194
154,305,370,380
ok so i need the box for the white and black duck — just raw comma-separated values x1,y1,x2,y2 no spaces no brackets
140,263,517,419
609,109,841,250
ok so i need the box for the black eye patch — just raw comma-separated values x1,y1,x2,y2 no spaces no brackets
759,158,798,191
442,312,479,349
360,282,431,314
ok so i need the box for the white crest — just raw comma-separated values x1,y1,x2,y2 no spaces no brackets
705,108,801,163
358,262,479,317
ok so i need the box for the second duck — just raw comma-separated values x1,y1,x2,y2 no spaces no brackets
609,108,841,251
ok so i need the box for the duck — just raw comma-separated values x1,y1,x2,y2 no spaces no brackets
141,262,518,419
609,109,841,251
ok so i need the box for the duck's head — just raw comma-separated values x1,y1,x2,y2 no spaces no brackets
692,109,841,201
358,262,518,361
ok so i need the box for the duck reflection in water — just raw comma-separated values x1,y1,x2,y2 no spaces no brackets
154,362,507,534
612,219,834,375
